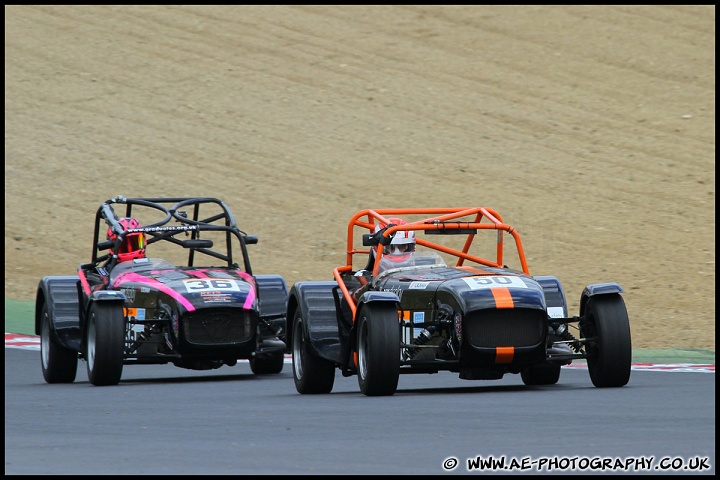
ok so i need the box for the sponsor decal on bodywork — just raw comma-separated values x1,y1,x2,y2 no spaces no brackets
454,312,462,345
413,311,425,337
381,286,404,301
124,307,146,320
114,272,196,312
121,288,136,302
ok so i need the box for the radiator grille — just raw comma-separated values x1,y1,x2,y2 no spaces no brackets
464,309,545,347
183,308,254,345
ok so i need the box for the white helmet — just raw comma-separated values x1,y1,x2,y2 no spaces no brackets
373,218,416,271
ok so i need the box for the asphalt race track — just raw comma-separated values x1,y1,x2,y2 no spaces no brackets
4,347,715,475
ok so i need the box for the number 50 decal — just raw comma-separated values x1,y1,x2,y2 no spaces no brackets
462,276,527,290
183,279,241,292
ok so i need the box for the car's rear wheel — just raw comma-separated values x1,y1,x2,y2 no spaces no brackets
292,310,335,394
250,352,284,375
40,302,78,383
357,303,400,396
581,294,632,388
521,363,561,386
86,301,125,386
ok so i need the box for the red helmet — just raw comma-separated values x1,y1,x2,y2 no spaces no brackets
373,217,416,271
107,217,146,262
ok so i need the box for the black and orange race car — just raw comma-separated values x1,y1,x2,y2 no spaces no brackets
286,207,631,396
35,196,288,386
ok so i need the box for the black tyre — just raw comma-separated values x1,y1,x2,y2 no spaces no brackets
86,301,125,386
581,294,632,388
357,303,400,396
292,309,335,394
40,302,78,383
250,352,284,375
521,363,561,386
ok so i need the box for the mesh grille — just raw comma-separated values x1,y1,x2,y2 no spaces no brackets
183,308,254,345
464,309,545,347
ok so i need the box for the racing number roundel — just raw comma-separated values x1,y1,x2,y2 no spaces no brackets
182,279,242,292
462,276,527,290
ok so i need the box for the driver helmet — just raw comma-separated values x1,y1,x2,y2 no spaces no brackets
107,217,146,262
373,217,416,271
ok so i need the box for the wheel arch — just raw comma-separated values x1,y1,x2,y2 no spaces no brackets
35,284,47,336
356,290,401,313
285,292,300,351
254,273,288,318
255,273,289,341
35,276,82,351
579,282,624,316
287,281,339,362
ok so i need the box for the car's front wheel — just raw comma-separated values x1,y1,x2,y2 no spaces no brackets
86,301,125,386
292,310,335,394
357,303,400,396
581,294,632,388
40,302,78,383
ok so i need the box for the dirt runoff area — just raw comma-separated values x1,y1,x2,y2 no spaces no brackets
4,6,715,353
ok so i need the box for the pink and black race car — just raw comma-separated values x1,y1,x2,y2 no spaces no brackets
36,196,288,386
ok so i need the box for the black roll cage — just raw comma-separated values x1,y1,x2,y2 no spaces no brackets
86,196,258,273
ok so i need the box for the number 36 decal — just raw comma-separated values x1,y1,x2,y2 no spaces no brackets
183,279,242,292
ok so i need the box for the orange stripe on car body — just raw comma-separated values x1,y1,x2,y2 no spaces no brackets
496,346,514,363
491,287,514,309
